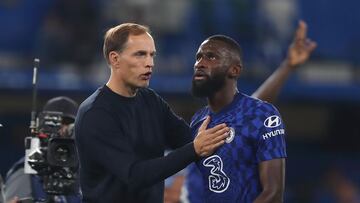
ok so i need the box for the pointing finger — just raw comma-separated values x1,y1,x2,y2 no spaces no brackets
295,20,307,42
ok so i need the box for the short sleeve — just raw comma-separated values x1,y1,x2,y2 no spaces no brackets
252,103,287,162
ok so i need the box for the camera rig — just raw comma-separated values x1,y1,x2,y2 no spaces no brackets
24,59,79,200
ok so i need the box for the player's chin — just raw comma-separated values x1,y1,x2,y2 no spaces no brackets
137,80,150,88
191,82,210,97
192,78,207,88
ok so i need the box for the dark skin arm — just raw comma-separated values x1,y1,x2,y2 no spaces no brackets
252,20,314,202
252,20,317,103
253,159,286,203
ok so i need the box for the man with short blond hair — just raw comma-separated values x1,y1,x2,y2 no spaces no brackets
102,23,150,64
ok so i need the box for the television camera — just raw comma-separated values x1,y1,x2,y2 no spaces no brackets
24,59,79,199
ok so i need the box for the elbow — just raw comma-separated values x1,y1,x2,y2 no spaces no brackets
125,167,143,191
127,166,157,191
269,188,284,203
272,190,284,203
127,172,145,191
261,187,284,203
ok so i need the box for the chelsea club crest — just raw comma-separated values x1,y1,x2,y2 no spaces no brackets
225,127,235,143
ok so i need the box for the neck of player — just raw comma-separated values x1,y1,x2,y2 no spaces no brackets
106,76,138,97
207,82,238,113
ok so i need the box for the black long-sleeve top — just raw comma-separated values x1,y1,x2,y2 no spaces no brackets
75,85,196,203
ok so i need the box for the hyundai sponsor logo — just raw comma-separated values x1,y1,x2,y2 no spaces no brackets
264,115,281,128
262,129,285,140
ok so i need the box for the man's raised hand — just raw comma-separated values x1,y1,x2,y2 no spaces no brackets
287,20,317,67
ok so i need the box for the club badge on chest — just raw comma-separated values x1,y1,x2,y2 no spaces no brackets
225,127,235,143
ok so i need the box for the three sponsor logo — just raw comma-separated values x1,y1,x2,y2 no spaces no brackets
203,155,230,193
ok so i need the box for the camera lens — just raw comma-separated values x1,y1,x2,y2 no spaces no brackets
47,137,78,167
54,145,70,162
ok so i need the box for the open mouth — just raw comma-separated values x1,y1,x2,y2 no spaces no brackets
140,72,152,80
193,71,208,80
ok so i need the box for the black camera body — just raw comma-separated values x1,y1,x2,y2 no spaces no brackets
25,111,78,195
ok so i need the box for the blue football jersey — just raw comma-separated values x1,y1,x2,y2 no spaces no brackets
187,93,287,203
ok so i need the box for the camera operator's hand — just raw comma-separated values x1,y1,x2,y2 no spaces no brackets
58,123,75,137
7,196,18,203
8,197,34,203
193,116,229,157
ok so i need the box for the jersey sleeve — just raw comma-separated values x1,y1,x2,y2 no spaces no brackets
76,108,198,191
252,103,287,162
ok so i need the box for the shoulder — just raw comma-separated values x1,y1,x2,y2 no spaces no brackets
239,93,281,116
139,87,157,96
4,158,33,202
138,88,171,111
78,87,104,113
6,157,25,179
75,87,117,132
236,94,284,133
77,86,115,118
138,88,164,102
241,95,285,136
254,100,281,118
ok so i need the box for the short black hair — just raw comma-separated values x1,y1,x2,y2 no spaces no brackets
206,35,242,65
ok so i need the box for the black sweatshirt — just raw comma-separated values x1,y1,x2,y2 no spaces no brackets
75,85,197,203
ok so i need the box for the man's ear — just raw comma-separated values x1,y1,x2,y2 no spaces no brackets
109,51,120,67
228,64,242,79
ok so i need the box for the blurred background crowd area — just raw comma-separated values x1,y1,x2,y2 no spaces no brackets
0,0,359,202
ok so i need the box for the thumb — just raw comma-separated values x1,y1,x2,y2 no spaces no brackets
198,116,211,131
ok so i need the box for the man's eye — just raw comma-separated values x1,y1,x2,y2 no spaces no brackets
207,54,216,60
135,51,146,57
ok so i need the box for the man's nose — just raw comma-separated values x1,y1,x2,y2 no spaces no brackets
146,56,154,69
194,58,206,69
